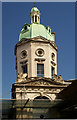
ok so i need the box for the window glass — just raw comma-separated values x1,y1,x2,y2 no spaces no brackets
51,66,55,77
22,64,27,74
37,64,44,77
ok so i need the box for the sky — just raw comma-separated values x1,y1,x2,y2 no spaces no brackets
2,2,75,99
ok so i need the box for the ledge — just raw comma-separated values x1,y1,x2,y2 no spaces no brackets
35,58,46,62
20,60,28,64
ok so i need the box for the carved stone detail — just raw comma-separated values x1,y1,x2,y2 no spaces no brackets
35,58,45,62
51,61,56,66
35,48,44,57
16,73,28,82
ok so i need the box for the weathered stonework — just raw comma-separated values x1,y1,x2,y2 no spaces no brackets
11,6,71,119
14,36,58,78
12,76,69,101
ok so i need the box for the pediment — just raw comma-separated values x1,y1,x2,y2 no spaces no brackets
26,79,52,86
19,79,53,86
16,78,66,87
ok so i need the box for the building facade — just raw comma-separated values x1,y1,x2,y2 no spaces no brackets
11,5,69,119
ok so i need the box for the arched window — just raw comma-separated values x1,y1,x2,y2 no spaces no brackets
51,53,55,61
32,16,34,23
24,26,27,30
35,15,37,22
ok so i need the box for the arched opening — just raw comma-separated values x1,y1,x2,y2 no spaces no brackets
35,15,37,22
33,96,50,102
38,17,39,22
32,16,34,23
52,53,55,61
33,96,51,119
24,26,27,30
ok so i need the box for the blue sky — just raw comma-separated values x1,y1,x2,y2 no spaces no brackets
2,2,75,99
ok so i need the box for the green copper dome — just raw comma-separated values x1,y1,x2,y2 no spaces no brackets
19,23,54,41
30,7,40,13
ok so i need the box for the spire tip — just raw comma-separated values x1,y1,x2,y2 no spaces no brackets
34,1,36,7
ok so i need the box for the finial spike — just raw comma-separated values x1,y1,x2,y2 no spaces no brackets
34,1,36,7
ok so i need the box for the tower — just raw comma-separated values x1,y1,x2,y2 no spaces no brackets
12,5,68,119
16,6,57,79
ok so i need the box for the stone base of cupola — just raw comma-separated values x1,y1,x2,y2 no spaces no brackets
12,76,69,101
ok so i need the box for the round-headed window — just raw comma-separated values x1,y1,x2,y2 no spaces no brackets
51,53,55,61
21,50,27,58
35,48,44,57
24,26,27,30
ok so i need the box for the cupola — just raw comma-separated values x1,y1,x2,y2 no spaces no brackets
30,6,40,24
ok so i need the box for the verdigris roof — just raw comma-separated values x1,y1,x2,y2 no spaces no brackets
30,7,40,13
19,23,54,41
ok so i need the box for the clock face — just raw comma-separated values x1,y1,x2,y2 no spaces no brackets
21,50,27,58
35,48,44,57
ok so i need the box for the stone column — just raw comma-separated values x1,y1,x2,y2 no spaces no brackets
37,16,38,23
34,15,35,23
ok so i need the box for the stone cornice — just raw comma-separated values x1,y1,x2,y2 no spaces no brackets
15,36,58,55
15,77,69,86
13,84,67,88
